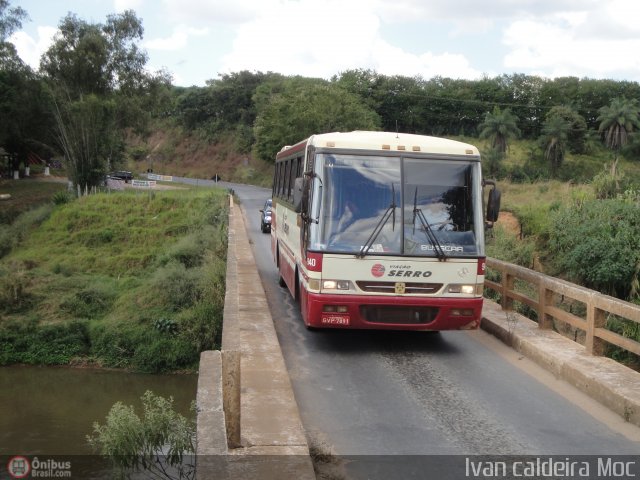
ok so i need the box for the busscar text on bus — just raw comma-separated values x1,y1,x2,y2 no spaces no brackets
270,131,500,331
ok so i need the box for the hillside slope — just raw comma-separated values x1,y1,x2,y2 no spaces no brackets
125,125,274,186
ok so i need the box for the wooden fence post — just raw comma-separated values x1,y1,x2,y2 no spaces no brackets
586,298,606,356
538,281,554,329
502,271,515,312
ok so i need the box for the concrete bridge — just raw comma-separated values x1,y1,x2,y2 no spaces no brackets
195,195,640,478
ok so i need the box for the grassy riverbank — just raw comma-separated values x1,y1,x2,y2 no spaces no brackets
0,187,228,372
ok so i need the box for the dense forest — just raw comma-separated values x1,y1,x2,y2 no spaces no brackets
2,3,640,182
1,2,639,313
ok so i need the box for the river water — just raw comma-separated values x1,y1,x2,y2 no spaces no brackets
0,365,197,478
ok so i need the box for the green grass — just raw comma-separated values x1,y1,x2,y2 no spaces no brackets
0,188,228,372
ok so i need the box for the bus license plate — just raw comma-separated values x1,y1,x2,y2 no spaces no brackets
321,315,350,326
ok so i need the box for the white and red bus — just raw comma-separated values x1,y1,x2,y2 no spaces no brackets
271,131,500,330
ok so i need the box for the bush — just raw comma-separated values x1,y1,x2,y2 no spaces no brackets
591,162,631,200
128,144,150,161
486,225,536,269
89,324,138,369
157,227,217,268
88,390,195,479
177,300,222,352
515,203,554,240
131,334,196,373
90,323,199,373
52,191,72,205
549,198,640,299
60,283,117,319
0,319,90,365
606,316,640,369
481,148,504,178
150,262,203,311
506,158,549,183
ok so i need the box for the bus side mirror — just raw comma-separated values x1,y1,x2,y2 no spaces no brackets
293,177,304,213
486,186,501,226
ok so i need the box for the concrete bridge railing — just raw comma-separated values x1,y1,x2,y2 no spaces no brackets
195,196,315,479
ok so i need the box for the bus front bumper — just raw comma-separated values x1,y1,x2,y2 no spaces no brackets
305,292,483,330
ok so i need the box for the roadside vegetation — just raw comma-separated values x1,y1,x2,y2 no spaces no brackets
88,390,195,480
2,0,640,368
0,188,228,372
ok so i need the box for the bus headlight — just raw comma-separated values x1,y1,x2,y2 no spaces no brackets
322,280,352,291
447,284,483,295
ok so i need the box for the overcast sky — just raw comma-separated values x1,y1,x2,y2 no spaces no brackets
10,0,640,87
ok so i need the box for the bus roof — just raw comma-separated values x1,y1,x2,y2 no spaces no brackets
286,131,480,157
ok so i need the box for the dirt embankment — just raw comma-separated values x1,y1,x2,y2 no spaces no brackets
498,211,521,236
127,129,273,184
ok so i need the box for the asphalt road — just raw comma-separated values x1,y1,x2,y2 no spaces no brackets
213,181,640,479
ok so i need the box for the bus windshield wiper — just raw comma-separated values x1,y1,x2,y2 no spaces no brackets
357,184,396,258
412,188,447,261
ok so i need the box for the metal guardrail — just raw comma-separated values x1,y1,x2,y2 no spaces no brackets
485,257,640,357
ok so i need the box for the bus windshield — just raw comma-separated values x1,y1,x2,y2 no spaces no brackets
309,153,483,257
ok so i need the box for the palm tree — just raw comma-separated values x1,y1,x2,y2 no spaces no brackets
478,106,521,154
597,97,640,154
540,115,570,174
545,105,587,154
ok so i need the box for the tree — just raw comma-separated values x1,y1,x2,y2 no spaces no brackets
545,105,587,154
175,71,283,150
253,78,380,161
41,11,171,188
0,1,55,170
336,71,439,135
597,97,640,157
332,69,384,112
0,0,27,42
53,94,122,188
540,115,570,173
0,67,55,172
478,106,521,154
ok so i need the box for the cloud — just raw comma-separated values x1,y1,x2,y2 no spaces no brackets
577,0,640,40
161,0,277,25
221,0,376,77
502,3,640,79
372,0,599,22
373,43,482,80
145,25,209,51
114,0,145,12
9,26,57,69
220,0,482,80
